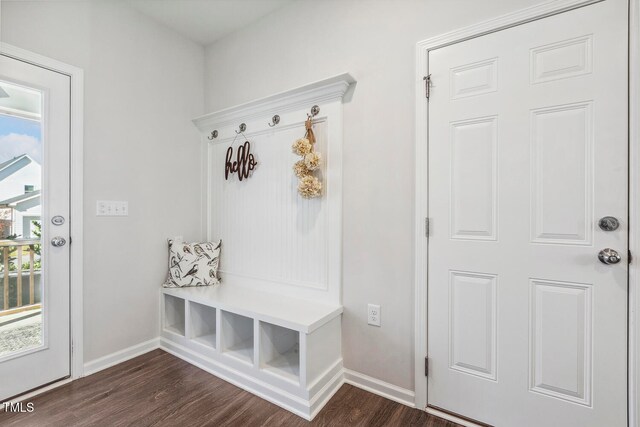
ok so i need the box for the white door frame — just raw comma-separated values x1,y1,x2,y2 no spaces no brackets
414,0,640,425
0,43,85,383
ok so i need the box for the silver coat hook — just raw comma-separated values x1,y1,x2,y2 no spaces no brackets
207,130,218,140
235,123,247,134
268,115,280,127
310,105,320,117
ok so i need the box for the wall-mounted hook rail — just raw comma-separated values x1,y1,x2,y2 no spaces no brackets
208,130,218,140
235,123,247,134
268,115,280,127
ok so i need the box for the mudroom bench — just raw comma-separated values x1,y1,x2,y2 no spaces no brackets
160,285,343,420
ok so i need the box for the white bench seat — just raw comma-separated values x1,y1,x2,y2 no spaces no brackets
162,285,342,333
159,284,344,420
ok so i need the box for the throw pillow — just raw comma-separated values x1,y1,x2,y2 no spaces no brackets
164,239,222,288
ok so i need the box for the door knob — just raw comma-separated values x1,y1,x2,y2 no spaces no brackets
598,248,621,265
51,236,66,247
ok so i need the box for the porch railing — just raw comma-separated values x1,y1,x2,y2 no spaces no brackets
0,239,41,316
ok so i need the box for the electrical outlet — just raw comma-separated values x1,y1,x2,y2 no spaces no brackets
96,200,129,216
368,304,381,327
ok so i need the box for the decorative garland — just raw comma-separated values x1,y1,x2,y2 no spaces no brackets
292,117,322,198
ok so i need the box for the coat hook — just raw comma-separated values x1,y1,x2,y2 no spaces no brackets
208,130,218,140
310,105,320,117
235,123,247,134
268,115,280,127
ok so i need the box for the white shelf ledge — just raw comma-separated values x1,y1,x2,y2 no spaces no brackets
224,338,254,365
262,349,300,383
164,325,184,336
192,333,216,349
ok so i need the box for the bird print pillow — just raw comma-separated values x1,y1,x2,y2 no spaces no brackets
164,239,222,288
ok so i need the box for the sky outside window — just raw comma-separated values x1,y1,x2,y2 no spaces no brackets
0,114,42,164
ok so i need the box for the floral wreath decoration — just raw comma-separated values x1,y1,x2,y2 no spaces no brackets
292,116,322,198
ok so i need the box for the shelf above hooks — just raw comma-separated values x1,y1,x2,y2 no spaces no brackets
193,73,355,139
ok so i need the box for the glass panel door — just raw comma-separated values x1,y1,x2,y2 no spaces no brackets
0,54,71,401
0,82,43,359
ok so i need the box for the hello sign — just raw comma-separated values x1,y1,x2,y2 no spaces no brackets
225,141,258,181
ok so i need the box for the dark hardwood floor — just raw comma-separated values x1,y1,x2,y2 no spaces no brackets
0,349,461,426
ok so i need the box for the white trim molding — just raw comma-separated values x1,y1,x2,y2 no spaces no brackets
343,369,415,408
413,0,615,414
0,43,85,380
629,1,640,426
83,338,160,377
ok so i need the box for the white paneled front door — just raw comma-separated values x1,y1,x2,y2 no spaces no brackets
427,1,628,426
0,55,71,400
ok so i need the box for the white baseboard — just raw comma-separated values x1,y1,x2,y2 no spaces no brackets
83,337,160,376
160,337,342,421
309,365,345,419
52,337,473,425
343,368,416,408
343,372,479,426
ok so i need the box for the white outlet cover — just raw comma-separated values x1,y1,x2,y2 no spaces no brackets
368,304,381,327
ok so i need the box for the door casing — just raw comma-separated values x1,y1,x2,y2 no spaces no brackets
0,43,85,391
414,0,640,425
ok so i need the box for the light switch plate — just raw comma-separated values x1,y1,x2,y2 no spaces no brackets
97,200,128,216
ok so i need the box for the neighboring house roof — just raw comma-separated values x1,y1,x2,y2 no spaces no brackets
0,190,41,208
0,154,33,173
0,154,39,184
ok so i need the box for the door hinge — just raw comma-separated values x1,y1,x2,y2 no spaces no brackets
425,357,429,376
629,250,633,264
425,217,430,237
423,74,431,99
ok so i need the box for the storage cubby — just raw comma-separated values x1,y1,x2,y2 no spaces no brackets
221,310,254,365
163,294,185,336
260,322,300,383
189,301,217,348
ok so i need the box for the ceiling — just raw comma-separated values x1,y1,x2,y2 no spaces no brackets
128,0,295,46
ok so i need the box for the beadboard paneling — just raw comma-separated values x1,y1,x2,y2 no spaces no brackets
209,120,329,291
195,74,352,304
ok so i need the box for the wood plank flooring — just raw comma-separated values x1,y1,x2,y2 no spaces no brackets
0,349,461,426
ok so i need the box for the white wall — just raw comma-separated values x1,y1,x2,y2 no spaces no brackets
203,0,544,392
1,1,205,363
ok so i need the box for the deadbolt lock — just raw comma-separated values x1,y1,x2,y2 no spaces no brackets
598,216,620,232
